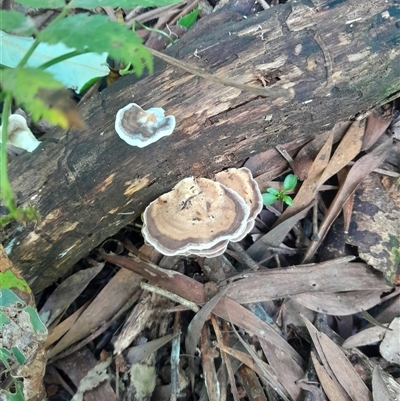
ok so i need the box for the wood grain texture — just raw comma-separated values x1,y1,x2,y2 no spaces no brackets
3,0,400,292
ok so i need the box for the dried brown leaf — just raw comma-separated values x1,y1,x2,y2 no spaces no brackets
217,343,291,401
372,366,400,401
292,290,385,315
45,301,90,348
126,334,177,365
48,268,142,358
318,119,365,186
274,130,334,227
311,352,349,401
225,260,390,304
293,122,350,181
103,253,205,304
39,263,104,327
342,326,387,349
185,286,229,389
302,316,372,401
303,136,393,262
245,136,311,179
362,106,393,151
56,348,116,401
259,338,303,401
246,201,315,262
379,317,400,365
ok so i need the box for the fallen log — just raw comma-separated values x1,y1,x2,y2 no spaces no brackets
2,0,400,292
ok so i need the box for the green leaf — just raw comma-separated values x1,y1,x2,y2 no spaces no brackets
0,348,11,363
0,311,10,328
1,30,108,93
177,7,200,29
0,379,25,401
283,174,298,192
266,187,280,196
282,195,293,206
0,289,26,307
38,14,153,75
11,346,26,365
0,270,31,293
24,306,47,334
15,0,65,7
0,11,35,35
2,68,71,127
262,192,278,205
71,0,180,9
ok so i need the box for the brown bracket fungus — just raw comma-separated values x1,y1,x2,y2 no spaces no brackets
215,167,263,234
142,168,263,257
115,103,176,148
142,177,251,257
0,114,41,154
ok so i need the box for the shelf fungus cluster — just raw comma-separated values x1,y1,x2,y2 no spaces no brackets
115,103,176,148
142,167,263,257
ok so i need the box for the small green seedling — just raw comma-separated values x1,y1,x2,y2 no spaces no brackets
262,174,298,206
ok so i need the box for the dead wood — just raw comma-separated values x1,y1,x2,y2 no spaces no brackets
3,0,400,292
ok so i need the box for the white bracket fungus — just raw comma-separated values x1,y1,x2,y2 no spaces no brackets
0,114,41,153
142,168,263,257
115,103,175,148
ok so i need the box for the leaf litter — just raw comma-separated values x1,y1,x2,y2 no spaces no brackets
3,1,400,400
31,100,400,401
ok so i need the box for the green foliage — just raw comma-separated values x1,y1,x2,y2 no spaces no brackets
15,0,65,7
0,11,35,35
1,0,178,225
177,7,200,29
71,0,181,8
0,270,31,293
2,68,71,126
38,14,153,76
262,174,298,206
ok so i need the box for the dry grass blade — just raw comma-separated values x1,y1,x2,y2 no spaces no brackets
238,364,268,401
302,315,372,401
186,286,229,389
310,352,349,401
273,130,334,227
303,136,393,262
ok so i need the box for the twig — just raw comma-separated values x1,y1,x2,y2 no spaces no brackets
140,282,200,312
228,241,260,271
148,47,294,98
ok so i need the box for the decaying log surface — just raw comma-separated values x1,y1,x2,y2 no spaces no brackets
3,0,400,292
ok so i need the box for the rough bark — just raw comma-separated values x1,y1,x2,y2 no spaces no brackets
2,0,400,292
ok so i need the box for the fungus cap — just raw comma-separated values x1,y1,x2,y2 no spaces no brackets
115,103,175,148
142,177,250,256
215,167,263,220
0,114,40,153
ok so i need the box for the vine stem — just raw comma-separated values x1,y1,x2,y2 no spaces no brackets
0,93,17,213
